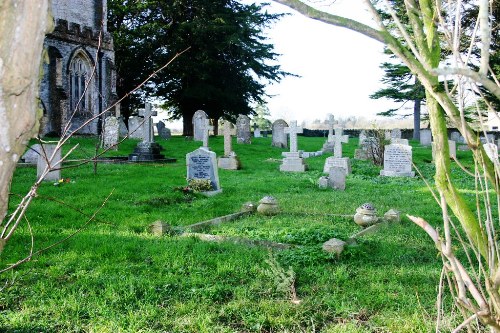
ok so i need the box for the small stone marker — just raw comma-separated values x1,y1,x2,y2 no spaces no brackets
257,196,280,216
380,143,415,177
193,110,208,141
272,119,288,148
37,144,61,181
420,129,432,146
102,116,119,150
280,121,307,172
218,120,241,170
186,147,221,192
236,114,251,144
156,121,171,140
484,143,499,164
328,166,346,190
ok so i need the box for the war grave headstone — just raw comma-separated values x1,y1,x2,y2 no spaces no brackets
321,114,337,153
128,103,166,161
21,144,41,164
218,121,241,170
280,121,307,172
236,115,251,144
193,110,209,141
380,143,415,177
420,129,432,146
432,140,457,160
128,116,143,139
102,116,119,150
253,123,261,138
272,119,288,148
323,127,351,174
37,144,62,181
156,121,171,140
484,143,499,164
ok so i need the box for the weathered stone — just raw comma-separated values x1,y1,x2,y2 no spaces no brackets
272,119,288,148
380,143,415,177
193,110,208,141
328,167,346,191
149,221,173,236
236,114,251,144
384,209,401,223
21,144,41,164
322,238,346,255
280,121,307,172
420,129,432,146
37,144,61,181
156,121,171,140
318,176,329,189
323,156,351,175
353,203,379,227
241,202,257,213
257,196,280,216
218,120,240,170
102,116,119,150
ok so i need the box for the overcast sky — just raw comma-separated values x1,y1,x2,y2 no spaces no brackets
249,0,402,123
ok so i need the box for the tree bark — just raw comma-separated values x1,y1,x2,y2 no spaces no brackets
413,99,421,140
0,1,52,221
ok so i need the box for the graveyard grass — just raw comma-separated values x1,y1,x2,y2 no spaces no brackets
1,135,477,332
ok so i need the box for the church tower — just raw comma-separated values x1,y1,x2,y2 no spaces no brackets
39,0,116,136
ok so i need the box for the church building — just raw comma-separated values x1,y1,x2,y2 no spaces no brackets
39,0,116,136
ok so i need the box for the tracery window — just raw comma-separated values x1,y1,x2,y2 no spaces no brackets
69,54,91,116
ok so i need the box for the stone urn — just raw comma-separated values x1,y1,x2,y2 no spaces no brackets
257,196,280,216
353,203,379,227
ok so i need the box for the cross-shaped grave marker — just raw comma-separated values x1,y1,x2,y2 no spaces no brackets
139,102,157,143
222,120,233,156
327,114,337,142
333,127,349,158
201,118,214,148
284,121,303,153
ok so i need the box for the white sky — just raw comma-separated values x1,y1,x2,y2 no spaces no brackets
256,0,400,123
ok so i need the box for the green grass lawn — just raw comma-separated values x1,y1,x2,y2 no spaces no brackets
0,135,478,332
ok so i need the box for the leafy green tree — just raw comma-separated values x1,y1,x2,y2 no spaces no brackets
108,0,290,135
251,103,272,131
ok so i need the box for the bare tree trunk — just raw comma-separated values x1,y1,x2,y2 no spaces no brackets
413,99,421,140
0,1,52,221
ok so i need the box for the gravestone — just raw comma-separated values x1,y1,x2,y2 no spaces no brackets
236,115,251,144
118,117,128,137
359,130,367,146
272,119,288,148
253,123,261,138
102,116,119,150
323,127,350,174
193,110,208,141
156,121,171,140
450,131,461,143
37,144,61,181
21,144,41,164
390,128,402,140
380,144,415,177
391,138,409,145
128,103,165,161
200,118,214,149
481,134,495,144
321,114,337,152
128,116,143,139
432,140,457,160
484,143,499,164
218,121,240,170
420,129,432,146
186,147,221,192
280,121,307,172
328,166,346,191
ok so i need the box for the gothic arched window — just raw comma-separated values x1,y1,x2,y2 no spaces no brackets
69,53,92,116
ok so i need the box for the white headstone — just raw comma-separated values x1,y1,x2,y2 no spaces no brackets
186,148,221,191
390,128,402,139
323,156,351,175
284,121,303,153
193,110,208,141
484,143,499,164
37,144,62,181
327,114,337,142
280,120,307,172
380,144,415,177
332,128,349,158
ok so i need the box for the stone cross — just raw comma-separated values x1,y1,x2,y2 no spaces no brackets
139,103,157,143
222,121,233,156
201,118,214,148
253,123,258,131
327,114,337,142
333,127,349,158
284,120,303,153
